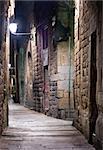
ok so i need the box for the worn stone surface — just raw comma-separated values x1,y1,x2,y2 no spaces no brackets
94,2,103,149
49,40,74,120
0,103,95,150
0,1,12,135
74,1,103,148
24,29,36,109
32,28,44,112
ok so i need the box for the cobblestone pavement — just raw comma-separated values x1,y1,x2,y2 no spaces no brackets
0,103,95,150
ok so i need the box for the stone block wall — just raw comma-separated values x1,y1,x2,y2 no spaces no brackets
24,1,74,120
32,28,44,112
23,15,44,112
31,2,74,120
33,51,44,112
0,2,4,131
95,2,103,149
0,1,11,134
74,0,99,140
57,41,73,119
24,41,33,108
74,0,89,136
49,41,74,119
46,1,74,120
49,81,58,118
18,47,26,104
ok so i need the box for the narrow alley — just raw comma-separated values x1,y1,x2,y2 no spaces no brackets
0,0,103,149
0,103,95,150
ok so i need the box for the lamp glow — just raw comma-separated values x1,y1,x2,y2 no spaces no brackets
9,23,32,36
9,23,18,34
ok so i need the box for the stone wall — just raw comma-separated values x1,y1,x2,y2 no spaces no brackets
29,1,74,120
18,47,26,104
21,3,44,112
24,27,38,109
74,0,89,137
46,2,74,120
14,1,35,105
32,27,44,112
0,0,12,134
95,2,103,149
49,41,74,119
0,1,5,134
74,0,100,141
23,1,74,120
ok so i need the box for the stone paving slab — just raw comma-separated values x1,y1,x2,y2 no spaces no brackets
0,103,95,150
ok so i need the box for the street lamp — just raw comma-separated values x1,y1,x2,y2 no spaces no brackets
9,23,32,36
